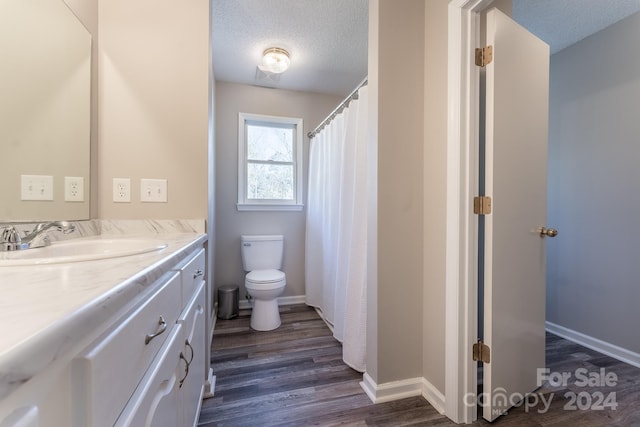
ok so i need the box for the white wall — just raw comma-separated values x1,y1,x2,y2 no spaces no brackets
65,0,99,219
97,0,210,220
547,11,640,353
21,0,210,221
214,81,341,301
0,0,91,221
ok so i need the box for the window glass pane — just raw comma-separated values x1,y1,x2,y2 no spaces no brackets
247,163,294,200
247,123,293,162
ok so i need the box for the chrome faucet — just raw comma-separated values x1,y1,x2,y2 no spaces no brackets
22,221,76,248
0,221,76,251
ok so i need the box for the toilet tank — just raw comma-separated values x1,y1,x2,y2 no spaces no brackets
241,235,284,271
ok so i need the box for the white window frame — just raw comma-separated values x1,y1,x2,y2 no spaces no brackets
237,112,304,211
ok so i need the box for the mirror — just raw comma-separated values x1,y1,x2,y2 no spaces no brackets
0,0,91,221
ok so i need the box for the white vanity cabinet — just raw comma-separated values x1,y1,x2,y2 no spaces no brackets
178,280,206,427
108,248,207,427
173,248,208,425
73,272,183,426
115,282,206,427
114,323,184,427
0,238,207,427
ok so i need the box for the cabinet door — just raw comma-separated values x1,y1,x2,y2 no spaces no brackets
179,282,206,427
73,272,182,427
175,248,205,308
115,324,185,427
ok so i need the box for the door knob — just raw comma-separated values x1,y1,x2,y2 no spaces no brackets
539,227,558,238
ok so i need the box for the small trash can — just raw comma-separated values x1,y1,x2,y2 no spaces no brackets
218,285,239,319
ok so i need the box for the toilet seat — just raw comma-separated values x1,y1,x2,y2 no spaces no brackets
246,269,285,284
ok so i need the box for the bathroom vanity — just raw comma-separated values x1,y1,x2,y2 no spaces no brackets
0,230,208,427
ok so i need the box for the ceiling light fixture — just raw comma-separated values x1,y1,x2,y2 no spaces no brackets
258,47,291,74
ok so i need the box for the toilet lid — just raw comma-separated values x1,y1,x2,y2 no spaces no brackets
246,269,285,284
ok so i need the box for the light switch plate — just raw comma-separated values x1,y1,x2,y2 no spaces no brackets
21,175,54,201
140,179,167,203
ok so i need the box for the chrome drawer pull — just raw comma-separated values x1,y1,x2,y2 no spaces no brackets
184,339,194,364
144,316,167,345
193,269,204,279
179,351,190,388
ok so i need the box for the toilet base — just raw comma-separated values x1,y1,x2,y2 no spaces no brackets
250,298,281,331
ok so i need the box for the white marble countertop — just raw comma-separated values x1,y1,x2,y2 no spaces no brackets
0,227,207,400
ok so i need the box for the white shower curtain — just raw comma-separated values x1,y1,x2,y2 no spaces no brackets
306,86,368,372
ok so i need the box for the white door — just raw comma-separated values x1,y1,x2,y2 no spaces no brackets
482,8,552,421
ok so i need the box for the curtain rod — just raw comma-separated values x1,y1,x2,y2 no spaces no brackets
307,77,368,139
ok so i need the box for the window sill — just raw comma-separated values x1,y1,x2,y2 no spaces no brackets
236,203,304,212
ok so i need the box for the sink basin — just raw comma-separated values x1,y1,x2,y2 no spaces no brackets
0,238,168,266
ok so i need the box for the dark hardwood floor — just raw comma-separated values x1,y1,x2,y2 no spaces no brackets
198,305,640,426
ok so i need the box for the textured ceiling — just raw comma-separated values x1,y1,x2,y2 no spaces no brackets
212,1,640,97
513,0,640,54
212,0,368,97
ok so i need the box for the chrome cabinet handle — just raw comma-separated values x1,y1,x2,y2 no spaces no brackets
193,269,204,279
539,227,558,238
178,339,195,388
144,316,167,345
179,351,190,388
184,339,194,364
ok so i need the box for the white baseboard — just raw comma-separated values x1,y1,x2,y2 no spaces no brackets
203,368,216,399
546,321,640,369
360,373,445,414
278,295,307,306
421,377,446,414
239,294,306,310
360,373,422,403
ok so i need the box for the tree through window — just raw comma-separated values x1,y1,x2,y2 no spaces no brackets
238,113,303,211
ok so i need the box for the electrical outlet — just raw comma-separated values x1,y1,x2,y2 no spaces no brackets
113,178,131,202
64,176,84,202
21,175,54,200
140,179,167,203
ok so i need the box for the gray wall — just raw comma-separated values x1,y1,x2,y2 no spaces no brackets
421,0,448,393
547,11,640,353
214,81,341,301
367,0,425,385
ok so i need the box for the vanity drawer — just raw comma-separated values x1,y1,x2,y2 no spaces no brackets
114,324,184,427
72,272,182,427
118,283,206,427
176,248,205,307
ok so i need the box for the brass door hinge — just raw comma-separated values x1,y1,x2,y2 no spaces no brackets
473,196,492,215
475,45,493,67
473,340,491,363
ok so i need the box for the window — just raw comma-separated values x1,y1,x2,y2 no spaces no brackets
237,113,303,211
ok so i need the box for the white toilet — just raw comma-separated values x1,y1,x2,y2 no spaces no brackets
241,235,287,331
